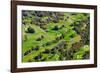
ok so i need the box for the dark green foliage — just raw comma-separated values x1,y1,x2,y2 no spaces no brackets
26,26,35,33
82,51,90,59
45,42,51,46
34,56,39,61
32,46,39,51
24,51,29,56
52,25,59,30
42,49,50,54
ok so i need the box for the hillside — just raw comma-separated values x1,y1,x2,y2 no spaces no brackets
22,10,90,62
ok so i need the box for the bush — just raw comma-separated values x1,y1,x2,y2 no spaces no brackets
36,37,42,41
42,49,50,54
34,56,39,61
45,42,51,46
24,51,29,56
34,46,39,50
27,26,35,33
70,34,75,38
22,11,28,16
36,35,44,41
52,25,59,30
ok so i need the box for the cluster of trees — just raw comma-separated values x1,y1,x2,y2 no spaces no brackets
23,46,39,56
69,13,90,59
23,33,65,57
71,13,90,45
22,10,66,30
26,41,68,62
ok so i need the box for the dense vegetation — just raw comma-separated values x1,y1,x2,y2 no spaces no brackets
22,10,90,62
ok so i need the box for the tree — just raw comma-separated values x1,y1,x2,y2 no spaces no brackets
42,49,50,54
52,25,59,30
27,26,35,33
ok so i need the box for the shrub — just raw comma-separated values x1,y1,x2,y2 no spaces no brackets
31,47,34,51
45,42,51,46
36,35,44,41
51,51,55,54
42,49,50,54
34,46,39,50
70,34,75,38
24,51,29,56
36,37,42,41
82,51,89,59
34,56,39,61
52,25,59,30
27,26,35,33
51,48,56,51
22,11,28,16
41,35,44,38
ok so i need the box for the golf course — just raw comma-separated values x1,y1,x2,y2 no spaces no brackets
22,10,90,62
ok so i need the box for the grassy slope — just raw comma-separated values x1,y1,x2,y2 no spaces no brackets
22,12,89,62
